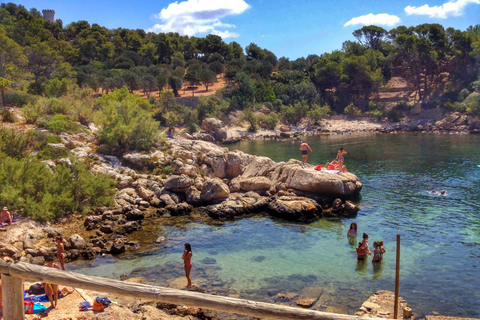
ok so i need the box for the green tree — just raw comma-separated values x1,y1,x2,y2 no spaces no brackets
353,25,388,51
0,77,11,106
198,68,217,91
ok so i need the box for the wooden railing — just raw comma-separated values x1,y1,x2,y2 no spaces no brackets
0,260,387,320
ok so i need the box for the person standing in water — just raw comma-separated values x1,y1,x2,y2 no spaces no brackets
335,147,347,172
347,222,358,237
299,141,313,168
182,243,193,288
372,240,386,263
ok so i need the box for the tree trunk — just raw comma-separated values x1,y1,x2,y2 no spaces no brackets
1,90,6,106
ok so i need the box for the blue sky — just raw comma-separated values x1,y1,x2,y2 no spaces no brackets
8,0,480,59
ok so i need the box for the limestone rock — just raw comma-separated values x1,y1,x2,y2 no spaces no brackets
200,178,230,202
239,176,272,192
186,186,202,206
296,287,324,308
267,196,321,222
69,234,86,250
125,208,145,221
164,174,194,193
84,215,102,230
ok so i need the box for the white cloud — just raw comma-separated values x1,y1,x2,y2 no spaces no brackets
344,13,401,27
405,0,480,19
148,0,250,39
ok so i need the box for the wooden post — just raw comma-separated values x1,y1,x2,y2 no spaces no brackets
394,234,400,319
2,274,25,320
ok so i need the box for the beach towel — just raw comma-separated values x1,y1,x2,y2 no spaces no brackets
0,218,19,227
33,303,46,314
79,301,93,311
24,291,64,302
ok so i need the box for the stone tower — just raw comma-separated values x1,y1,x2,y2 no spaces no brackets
42,9,55,23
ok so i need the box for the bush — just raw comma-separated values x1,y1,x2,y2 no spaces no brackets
0,153,116,221
240,107,258,132
22,102,42,124
40,114,84,134
465,93,480,116
97,87,160,154
257,113,279,130
343,103,362,116
0,109,16,123
386,108,403,122
4,90,37,107
371,110,384,121
45,78,71,98
307,104,330,123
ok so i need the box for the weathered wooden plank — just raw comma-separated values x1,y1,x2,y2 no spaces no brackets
0,260,386,320
1,274,25,320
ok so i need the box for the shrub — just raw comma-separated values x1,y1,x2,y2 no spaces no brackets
97,87,160,154
307,104,330,123
45,78,71,98
386,108,403,122
343,103,362,116
371,110,384,121
0,109,16,123
22,102,43,124
257,113,279,130
0,153,116,221
465,93,480,116
240,107,258,132
40,114,84,134
4,90,36,107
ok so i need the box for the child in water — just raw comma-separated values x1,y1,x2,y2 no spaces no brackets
372,241,386,263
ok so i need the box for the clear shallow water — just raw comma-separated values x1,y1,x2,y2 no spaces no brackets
71,133,480,317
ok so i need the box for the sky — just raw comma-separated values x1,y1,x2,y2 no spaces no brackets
7,0,480,59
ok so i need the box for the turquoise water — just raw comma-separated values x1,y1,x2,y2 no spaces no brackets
70,133,480,317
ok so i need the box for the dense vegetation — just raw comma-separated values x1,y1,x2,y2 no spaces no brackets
0,128,116,221
0,3,479,221
0,3,479,123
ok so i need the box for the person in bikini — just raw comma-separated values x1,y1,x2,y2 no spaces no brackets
357,233,372,260
43,255,60,309
372,240,386,263
299,141,313,168
347,222,358,237
56,236,66,271
182,243,193,288
335,147,347,172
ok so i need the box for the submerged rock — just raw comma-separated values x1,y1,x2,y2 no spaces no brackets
267,196,321,222
296,287,324,308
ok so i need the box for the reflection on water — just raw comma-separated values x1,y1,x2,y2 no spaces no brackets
70,134,480,317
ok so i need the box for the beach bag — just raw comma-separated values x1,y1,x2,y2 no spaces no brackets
314,164,322,171
24,300,34,314
27,282,45,295
33,303,46,314
92,300,107,311
96,297,112,307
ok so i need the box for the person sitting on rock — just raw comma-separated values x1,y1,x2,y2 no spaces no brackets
0,207,12,226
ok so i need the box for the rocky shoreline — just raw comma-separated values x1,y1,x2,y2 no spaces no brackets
2,109,479,266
